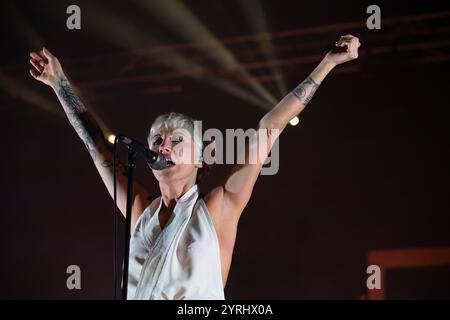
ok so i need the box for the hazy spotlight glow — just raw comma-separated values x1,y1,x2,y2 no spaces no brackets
81,2,273,110
238,0,288,97
132,0,278,106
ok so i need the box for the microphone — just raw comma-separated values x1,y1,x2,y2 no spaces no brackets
117,135,167,170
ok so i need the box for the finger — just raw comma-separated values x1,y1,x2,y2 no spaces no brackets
341,36,358,49
30,58,44,72
337,37,353,45
337,40,351,51
42,47,55,61
31,52,47,67
29,69,40,80
348,36,360,48
331,45,348,54
353,38,360,50
30,51,44,62
336,39,347,47
350,39,358,57
341,34,355,40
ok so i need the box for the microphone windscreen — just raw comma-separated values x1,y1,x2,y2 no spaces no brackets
148,154,167,171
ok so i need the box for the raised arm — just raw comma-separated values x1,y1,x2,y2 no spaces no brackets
210,35,360,221
29,48,151,228
259,35,360,130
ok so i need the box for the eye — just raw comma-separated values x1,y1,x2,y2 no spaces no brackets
171,135,183,144
152,136,163,146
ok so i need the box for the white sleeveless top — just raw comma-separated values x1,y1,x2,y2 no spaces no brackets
127,184,225,300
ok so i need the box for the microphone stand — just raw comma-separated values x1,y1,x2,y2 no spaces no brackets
122,150,137,300
115,135,165,300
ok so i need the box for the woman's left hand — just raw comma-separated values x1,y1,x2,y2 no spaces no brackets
324,34,360,66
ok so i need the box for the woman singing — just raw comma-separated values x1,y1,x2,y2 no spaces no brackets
29,34,360,299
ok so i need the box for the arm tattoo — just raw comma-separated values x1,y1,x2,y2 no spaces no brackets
292,76,320,106
55,77,104,161
101,159,129,177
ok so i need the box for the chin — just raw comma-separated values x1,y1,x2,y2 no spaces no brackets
153,165,196,183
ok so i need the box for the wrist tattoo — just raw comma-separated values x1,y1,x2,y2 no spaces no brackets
292,76,320,106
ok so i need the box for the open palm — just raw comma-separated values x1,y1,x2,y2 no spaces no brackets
29,48,64,88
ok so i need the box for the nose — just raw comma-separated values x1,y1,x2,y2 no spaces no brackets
158,137,172,154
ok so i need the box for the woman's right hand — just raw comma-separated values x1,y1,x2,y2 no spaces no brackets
29,47,65,88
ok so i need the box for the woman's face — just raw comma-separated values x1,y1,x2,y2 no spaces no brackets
148,127,200,183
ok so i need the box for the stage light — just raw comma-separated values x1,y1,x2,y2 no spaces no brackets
132,0,278,107
0,72,63,118
289,116,299,126
237,0,288,97
79,2,274,110
108,134,116,144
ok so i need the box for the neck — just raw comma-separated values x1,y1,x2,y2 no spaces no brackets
159,176,196,209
